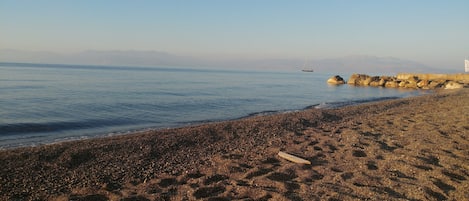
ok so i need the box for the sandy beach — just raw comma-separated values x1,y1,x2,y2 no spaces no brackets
1,88,468,201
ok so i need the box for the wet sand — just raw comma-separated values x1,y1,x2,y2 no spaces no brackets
1,89,468,201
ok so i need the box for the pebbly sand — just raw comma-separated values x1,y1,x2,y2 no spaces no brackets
1,89,468,201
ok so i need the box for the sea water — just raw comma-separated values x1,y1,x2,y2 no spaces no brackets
0,63,425,149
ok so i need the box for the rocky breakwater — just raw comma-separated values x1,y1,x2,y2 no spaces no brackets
328,73,469,89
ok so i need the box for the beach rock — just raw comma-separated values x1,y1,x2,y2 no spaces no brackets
378,78,387,86
359,75,372,86
369,81,381,87
417,80,429,88
367,76,381,87
445,81,464,89
399,76,418,89
379,76,394,87
363,77,372,86
327,75,345,85
347,74,359,85
398,81,406,88
428,80,447,89
385,81,399,88
404,82,418,89
348,74,370,86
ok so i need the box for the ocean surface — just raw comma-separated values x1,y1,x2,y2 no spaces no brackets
0,62,426,149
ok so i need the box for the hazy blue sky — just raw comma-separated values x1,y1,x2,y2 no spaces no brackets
1,0,468,70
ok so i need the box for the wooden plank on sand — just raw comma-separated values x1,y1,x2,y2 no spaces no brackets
278,151,311,164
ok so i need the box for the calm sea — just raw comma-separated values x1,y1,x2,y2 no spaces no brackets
0,62,425,149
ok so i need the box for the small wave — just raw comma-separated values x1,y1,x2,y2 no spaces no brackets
244,109,298,118
312,96,400,109
247,110,282,117
0,118,142,136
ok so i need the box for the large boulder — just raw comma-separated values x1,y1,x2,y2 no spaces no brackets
348,74,370,86
385,81,399,88
347,74,360,85
366,76,381,86
378,76,394,87
445,81,464,89
417,80,429,88
358,75,371,86
327,75,346,85
398,81,406,87
404,81,418,89
428,80,447,89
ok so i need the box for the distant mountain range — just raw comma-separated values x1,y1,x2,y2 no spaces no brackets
0,49,455,73
308,55,444,74
0,49,189,67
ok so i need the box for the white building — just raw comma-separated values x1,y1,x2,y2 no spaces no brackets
466,59,469,72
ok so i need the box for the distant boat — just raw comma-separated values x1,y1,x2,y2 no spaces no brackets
301,58,314,72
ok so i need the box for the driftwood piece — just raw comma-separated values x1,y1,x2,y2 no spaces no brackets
277,151,311,164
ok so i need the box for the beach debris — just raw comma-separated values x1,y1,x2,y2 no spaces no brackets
277,151,311,164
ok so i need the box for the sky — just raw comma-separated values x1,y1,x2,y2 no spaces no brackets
1,0,468,71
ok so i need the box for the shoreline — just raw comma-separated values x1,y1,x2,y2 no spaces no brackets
1,89,468,200
1,92,420,150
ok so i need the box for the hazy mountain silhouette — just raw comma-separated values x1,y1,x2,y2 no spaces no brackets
0,49,443,73
309,55,442,74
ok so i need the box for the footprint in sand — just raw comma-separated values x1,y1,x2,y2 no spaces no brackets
193,186,226,199
186,171,205,179
413,164,433,171
340,172,354,181
203,174,229,185
158,178,178,188
308,153,328,166
69,194,108,201
266,171,297,182
144,183,163,194
442,170,466,181
416,154,441,167
424,187,448,200
366,161,378,170
352,150,367,157
228,162,253,173
262,157,281,165
430,177,455,195
121,195,151,201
